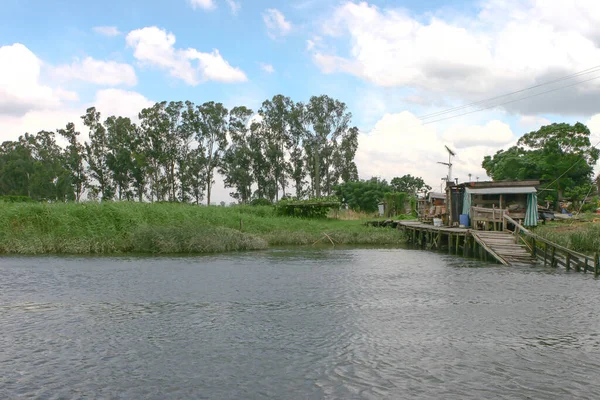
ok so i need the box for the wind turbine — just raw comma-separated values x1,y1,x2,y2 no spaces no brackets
437,145,456,183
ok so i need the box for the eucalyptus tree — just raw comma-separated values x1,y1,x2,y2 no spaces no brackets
105,116,137,200
305,95,354,197
197,101,229,206
139,102,170,201
82,107,114,200
58,122,86,201
219,106,254,204
258,95,293,200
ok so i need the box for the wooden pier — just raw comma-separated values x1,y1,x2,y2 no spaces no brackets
397,216,600,275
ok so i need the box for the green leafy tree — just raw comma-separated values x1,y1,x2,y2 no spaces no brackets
105,116,137,200
139,102,170,202
259,95,293,200
390,174,431,196
58,123,86,201
335,178,393,213
305,95,356,197
198,101,229,206
219,106,254,204
83,107,114,201
483,122,599,202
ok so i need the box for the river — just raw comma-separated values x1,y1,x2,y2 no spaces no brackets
1,248,599,399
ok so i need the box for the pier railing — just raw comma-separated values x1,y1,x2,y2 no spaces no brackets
503,214,600,276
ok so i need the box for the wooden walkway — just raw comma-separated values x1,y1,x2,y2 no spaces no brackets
471,231,536,265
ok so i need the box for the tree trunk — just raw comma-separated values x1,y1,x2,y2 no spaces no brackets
314,151,320,198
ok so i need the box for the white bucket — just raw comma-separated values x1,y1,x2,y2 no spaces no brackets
433,218,443,227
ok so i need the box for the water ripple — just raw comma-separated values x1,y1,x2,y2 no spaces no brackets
1,249,600,399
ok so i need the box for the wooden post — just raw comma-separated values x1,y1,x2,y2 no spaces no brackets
544,242,548,267
463,236,468,258
448,234,453,254
566,253,571,271
532,238,537,259
575,259,581,273
594,252,599,277
551,246,556,268
584,258,589,274
455,234,460,254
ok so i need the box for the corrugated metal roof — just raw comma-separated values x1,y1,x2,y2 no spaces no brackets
428,192,446,199
465,186,536,195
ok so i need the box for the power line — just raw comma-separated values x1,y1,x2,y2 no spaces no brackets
420,74,600,126
418,64,600,121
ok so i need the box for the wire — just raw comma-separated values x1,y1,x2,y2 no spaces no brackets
420,74,600,126
418,64,600,120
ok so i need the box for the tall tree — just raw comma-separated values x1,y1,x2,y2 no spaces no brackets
139,102,170,202
305,95,354,197
83,107,114,201
219,106,254,204
105,116,136,200
197,101,228,206
58,123,86,201
259,95,293,200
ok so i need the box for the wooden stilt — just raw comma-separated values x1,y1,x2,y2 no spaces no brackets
544,242,548,267
551,246,556,268
566,253,571,271
594,252,599,277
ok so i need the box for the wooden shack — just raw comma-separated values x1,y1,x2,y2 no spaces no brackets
446,180,540,230
418,192,447,222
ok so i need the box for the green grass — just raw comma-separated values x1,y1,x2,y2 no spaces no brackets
0,202,406,255
535,219,600,254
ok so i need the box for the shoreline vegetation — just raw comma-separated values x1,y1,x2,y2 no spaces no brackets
0,202,406,255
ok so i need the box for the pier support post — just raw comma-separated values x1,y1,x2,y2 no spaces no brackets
584,258,589,274
565,253,571,271
551,247,557,268
463,236,468,258
594,253,599,278
455,235,460,254
544,243,548,267
448,234,453,254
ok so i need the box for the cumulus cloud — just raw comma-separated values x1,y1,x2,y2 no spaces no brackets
0,88,153,144
263,9,292,39
93,26,121,36
53,57,138,86
354,111,520,188
313,0,600,116
126,26,247,85
0,43,77,117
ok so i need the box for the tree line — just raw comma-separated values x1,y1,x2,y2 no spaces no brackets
0,94,360,205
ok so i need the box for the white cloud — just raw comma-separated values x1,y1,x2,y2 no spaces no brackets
314,1,600,115
355,111,519,188
0,43,77,117
226,0,241,15
260,63,275,74
93,26,121,36
0,89,153,144
518,115,551,131
126,26,247,85
263,9,292,39
53,57,137,86
188,0,216,10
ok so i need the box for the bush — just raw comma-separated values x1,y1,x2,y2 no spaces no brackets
250,198,272,206
0,196,34,203
275,198,340,219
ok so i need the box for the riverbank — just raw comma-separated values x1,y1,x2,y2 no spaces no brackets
0,202,406,254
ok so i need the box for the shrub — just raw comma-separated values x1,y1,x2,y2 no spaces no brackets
250,198,272,206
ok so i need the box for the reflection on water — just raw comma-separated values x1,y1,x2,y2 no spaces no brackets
1,248,600,399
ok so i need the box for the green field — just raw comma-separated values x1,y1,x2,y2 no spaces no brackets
0,202,406,254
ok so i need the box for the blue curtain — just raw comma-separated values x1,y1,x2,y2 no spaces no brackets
462,190,471,216
524,192,538,227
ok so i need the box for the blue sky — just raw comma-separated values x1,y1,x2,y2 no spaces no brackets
1,0,600,201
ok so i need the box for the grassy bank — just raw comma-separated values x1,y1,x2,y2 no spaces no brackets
0,202,406,255
535,218,600,254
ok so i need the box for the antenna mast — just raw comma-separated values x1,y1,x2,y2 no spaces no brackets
437,145,456,183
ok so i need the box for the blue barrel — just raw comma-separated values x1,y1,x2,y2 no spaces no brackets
459,214,470,227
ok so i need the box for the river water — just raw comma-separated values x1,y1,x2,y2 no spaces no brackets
1,248,600,399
